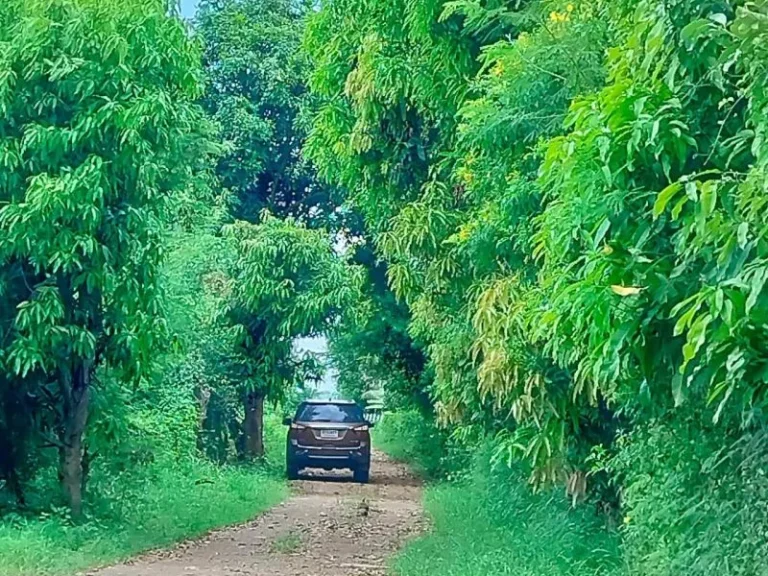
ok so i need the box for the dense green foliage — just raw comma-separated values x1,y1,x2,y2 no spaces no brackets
307,0,768,573
372,411,452,479
0,0,206,515
226,214,362,457
0,182,289,575
2,0,768,573
330,256,429,412
0,0,330,572
196,0,340,225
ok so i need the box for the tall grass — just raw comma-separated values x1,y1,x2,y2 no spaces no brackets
373,410,447,478
375,413,622,576
0,416,288,576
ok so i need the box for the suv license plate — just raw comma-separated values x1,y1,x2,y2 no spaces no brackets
320,429,339,439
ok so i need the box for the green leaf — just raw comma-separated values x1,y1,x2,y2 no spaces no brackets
700,180,717,217
593,218,611,249
671,373,685,407
737,222,749,248
653,182,682,218
681,19,713,44
708,13,728,26
601,165,612,186
746,268,768,313
674,302,699,336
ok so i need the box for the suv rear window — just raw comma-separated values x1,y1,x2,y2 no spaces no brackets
296,403,364,423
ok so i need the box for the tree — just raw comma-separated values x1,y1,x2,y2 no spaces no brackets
307,0,768,569
0,0,205,515
330,244,429,412
197,0,339,225
227,214,362,458
305,0,608,480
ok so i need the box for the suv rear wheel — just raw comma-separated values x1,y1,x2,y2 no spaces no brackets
286,456,299,480
353,466,370,484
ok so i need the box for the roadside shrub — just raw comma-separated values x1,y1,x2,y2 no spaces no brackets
393,442,621,576
373,411,467,480
612,416,768,576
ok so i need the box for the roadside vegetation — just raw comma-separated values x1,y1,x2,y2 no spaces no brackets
375,414,621,576
0,0,345,573
318,1,768,574
0,458,286,576
1,0,768,575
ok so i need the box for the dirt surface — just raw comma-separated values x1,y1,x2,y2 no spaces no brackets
89,452,423,576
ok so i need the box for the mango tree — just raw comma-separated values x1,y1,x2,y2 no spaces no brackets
196,0,341,225
0,0,204,515
227,214,362,459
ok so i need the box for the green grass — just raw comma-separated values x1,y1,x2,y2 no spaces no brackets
392,471,621,576
0,460,286,576
270,531,303,554
375,413,622,576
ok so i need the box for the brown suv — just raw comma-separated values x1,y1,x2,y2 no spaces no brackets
283,400,373,483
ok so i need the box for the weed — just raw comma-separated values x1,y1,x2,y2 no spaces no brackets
270,532,303,554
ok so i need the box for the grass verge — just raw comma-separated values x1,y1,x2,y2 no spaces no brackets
0,460,286,576
375,412,622,576
372,410,457,479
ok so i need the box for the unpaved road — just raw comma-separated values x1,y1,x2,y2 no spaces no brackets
90,452,423,576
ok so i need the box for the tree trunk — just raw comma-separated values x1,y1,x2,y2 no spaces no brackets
81,443,97,496
8,470,25,507
59,361,91,518
243,390,265,460
195,386,212,455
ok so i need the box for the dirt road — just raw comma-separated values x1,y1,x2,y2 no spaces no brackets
91,452,423,576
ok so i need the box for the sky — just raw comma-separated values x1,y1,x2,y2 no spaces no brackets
180,0,199,19
294,337,337,396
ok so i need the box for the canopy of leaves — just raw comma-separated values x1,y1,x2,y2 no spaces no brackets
307,0,768,571
197,0,339,225
0,0,206,510
227,214,363,398
0,0,204,381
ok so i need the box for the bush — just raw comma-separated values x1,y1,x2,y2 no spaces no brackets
612,416,768,576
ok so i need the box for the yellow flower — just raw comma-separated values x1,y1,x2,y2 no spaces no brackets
567,3,574,12
549,9,570,23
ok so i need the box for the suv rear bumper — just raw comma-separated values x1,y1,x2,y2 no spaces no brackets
288,445,370,471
